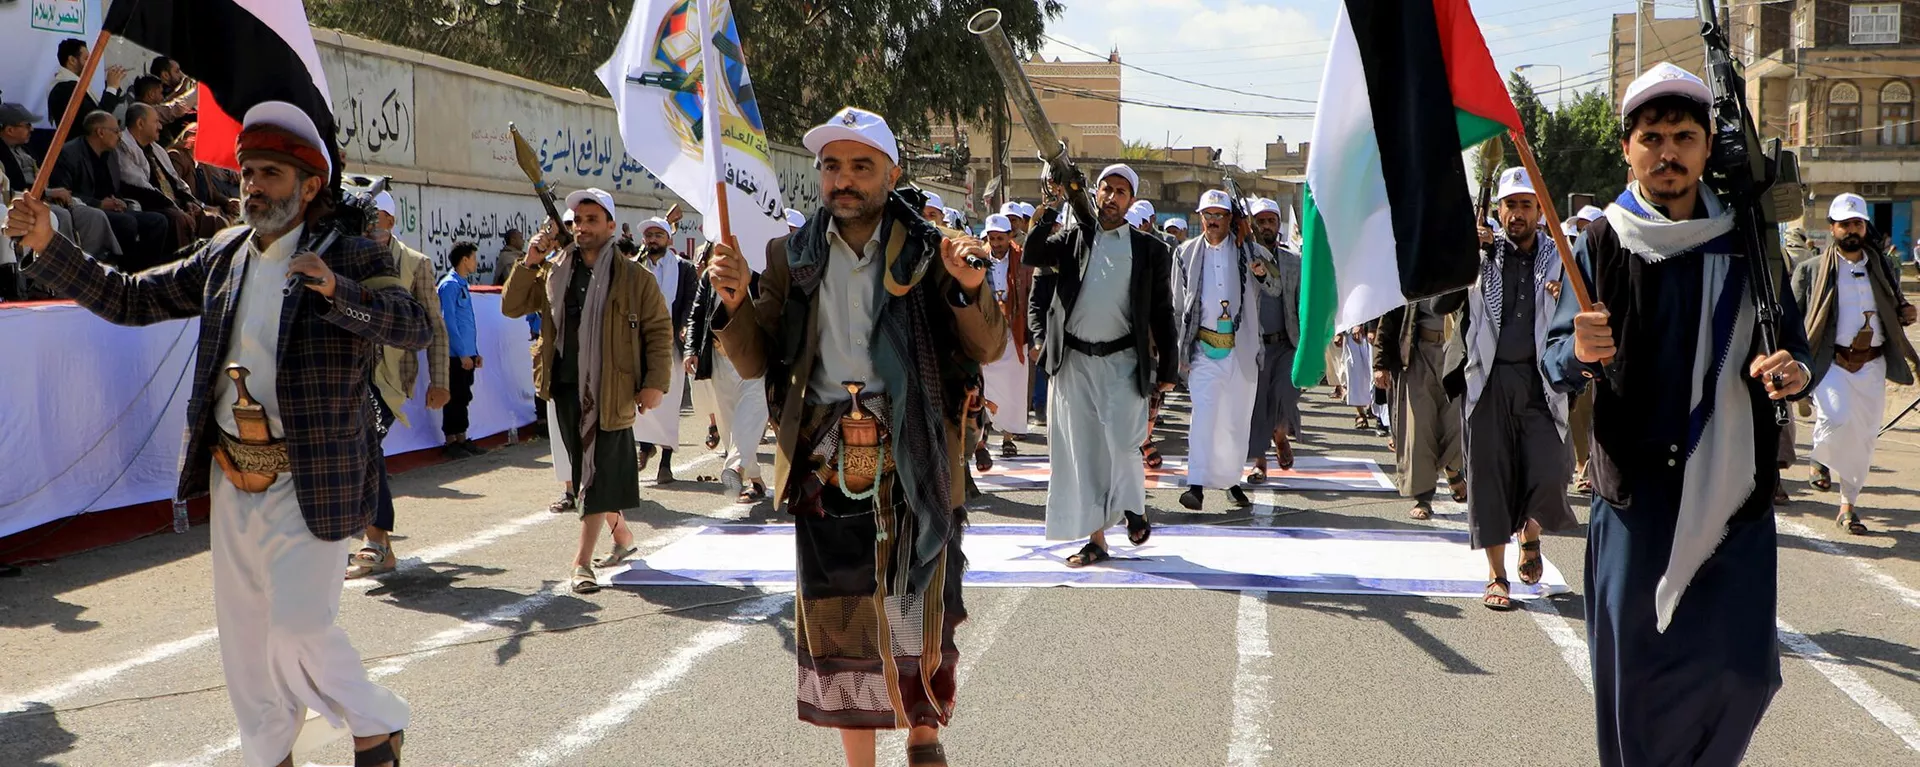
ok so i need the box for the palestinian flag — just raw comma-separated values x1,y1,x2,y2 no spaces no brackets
104,0,336,183
1291,0,1521,388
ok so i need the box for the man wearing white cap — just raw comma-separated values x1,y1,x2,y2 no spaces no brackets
1025,162,1179,566
504,187,675,595
630,214,698,484
975,212,1032,461
1565,204,1610,492
1462,167,1577,610
1792,192,1918,534
1544,62,1814,767
684,240,772,503
344,188,452,580
7,100,428,767
705,106,1003,765
1573,204,1604,233
1163,217,1188,243
1245,198,1303,483
1172,189,1279,510
920,191,945,224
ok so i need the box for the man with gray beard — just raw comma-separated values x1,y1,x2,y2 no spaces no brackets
1245,198,1302,484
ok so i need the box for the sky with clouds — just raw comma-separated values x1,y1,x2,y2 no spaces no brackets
1039,0,1703,169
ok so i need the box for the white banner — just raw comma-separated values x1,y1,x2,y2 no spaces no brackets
1,0,105,130
597,0,785,271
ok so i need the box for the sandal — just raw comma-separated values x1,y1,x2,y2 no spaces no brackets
1246,467,1268,485
1483,578,1515,611
1446,470,1468,504
1000,439,1018,459
1123,510,1151,546
974,444,993,473
1517,540,1544,586
1810,464,1833,492
1408,501,1432,521
636,443,656,472
705,424,720,450
549,492,576,514
906,742,948,766
570,566,600,594
345,542,396,579
1140,442,1163,469
1838,507,1868,535
1276,437,1294,471
737,481,767,504
1353,414,1369,430
593,543,638,569
354,730,403,767
1065,542,1111,568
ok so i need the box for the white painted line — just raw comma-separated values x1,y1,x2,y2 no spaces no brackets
1779,519,1920,611
0,628,218,714
1778,619,1920,752
1226,589,1275,767
879,587,1034,767
515,594,791,767
1521,598,1593,694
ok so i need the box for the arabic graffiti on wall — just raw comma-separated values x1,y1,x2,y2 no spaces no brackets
321,49,415,167
30,0,85,34
386,183,704,281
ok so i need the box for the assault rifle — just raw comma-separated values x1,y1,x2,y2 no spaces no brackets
1697,0,1804,426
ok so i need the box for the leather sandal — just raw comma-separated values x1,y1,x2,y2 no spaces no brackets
1124,510,1151,546
705,424,720,450
1065,542,1111,568
1483,578,1515,612
1517,540,1544,586
593,543,638,569
345,542,395,579
570,566,600,594
354,730,403,767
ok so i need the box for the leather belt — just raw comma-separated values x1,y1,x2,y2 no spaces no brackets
1065,334,1131,357
1833,344,1884,374
213,430,288,493
1418,328,1444,343
1261,331,1288,346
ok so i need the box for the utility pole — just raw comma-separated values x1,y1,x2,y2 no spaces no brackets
1635,0,1647,77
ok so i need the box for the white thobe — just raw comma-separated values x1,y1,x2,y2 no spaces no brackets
982,254,1030,435
1811,258,1889,504
633,251,688,448
1181,239,1260,489
209,227,409,766
708,352,769,481
1047,225,1148,540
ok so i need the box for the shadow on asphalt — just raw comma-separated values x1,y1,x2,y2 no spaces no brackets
1784,629,1920,686
1265,590,1490,676
0,702,79,766
0,526,210,634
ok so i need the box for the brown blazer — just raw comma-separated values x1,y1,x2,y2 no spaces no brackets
501,247,675,432
715,232,1006,511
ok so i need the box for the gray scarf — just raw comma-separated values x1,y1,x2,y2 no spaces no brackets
546,239,618,494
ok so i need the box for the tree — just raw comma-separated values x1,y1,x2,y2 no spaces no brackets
1119,138,1161,161
1496,74,1628,216
309,0,1063,146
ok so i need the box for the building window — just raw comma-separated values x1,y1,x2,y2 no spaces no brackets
1743,29,1759,62
1830,82,1862,145
1850,4,1901,45
1794,7,1812,48
1789,107,1803,145
1881,81,1914,145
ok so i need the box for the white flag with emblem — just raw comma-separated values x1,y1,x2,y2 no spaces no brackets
597,0,785,270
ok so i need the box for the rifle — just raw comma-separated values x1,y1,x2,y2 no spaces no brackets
969,9,1098,228
1697,0,1804,426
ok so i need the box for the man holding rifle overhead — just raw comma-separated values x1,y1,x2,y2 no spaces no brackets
1543,63,1812,766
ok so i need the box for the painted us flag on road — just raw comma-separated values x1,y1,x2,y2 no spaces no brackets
1291,0,1521,388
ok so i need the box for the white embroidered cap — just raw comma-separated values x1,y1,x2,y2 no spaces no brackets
1495,167,1537,202
984,214,1013,233
1620,62,1712,118
564,188,617,221
1129,200,1156,219
373,191,396,217
1248,197,1282,218
1164,218,1188,232
999,202,1022,218
1097,164,1139,195
1576,205,1605,222
638,217,670,236
1016,202,1036,217
1828,193,1870,223
944,207,963,227
1196,189,1233,213
802,107,899,164
922,192,944,212
1125,205,1152,227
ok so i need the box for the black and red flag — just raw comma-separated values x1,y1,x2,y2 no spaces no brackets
103,0,337,185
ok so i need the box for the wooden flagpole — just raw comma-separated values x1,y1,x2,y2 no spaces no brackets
695,0,741,297
1508,128,1595,312
26,30,114,201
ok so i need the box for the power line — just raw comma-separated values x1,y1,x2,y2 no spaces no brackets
1043,34,1319,105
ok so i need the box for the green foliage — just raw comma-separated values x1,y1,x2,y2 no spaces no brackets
308,0,1062,147
1499,74,1628,213
1119,138,1161,161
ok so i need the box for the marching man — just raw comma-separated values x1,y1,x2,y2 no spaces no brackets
632,215,696,484
1173,189,1279,510
1793,192,1918,534
978,212,1032,460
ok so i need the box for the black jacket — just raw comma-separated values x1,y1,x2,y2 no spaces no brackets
49,138,121,206
46,81,122,132
1028,268,1055,350
1021,205,1179,397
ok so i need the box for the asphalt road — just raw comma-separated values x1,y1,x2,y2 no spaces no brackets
6,385,1920,767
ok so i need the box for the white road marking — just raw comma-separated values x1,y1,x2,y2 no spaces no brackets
0,629,218,714
514,593,791,767
1226,589,1276,767
1778,619,1920,752
1522,598,1594,694
1778,518,1920,610
345,509,562,591
879,587,1035,767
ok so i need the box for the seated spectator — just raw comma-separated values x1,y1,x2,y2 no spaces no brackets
118,102,224,243
0,102,123,260
129,73,196,146
493,228,523,286
45,39,128,132
49,110,169,271
150,56,198,104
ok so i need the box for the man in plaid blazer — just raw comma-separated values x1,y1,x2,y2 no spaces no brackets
6,101,423,767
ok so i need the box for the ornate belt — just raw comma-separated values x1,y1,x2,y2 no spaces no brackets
1833,344,1884,374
